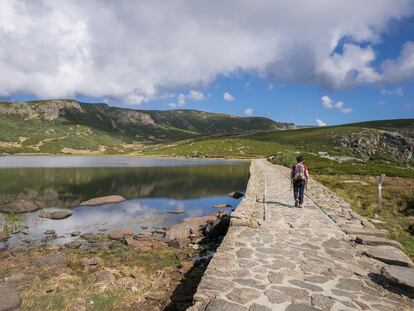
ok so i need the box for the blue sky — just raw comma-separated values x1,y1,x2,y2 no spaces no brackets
1,1,414,126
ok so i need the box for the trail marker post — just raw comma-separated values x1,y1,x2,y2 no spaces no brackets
376,174,385,210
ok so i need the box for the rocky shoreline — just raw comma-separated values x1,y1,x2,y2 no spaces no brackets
0,211,231,311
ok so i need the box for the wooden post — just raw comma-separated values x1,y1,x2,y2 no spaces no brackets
377,174,385,210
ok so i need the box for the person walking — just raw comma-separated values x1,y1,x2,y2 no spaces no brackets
290,155,309,208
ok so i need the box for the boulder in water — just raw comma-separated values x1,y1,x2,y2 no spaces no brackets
227,191,244,199
0,199,40,213
38,209,72,220
80,195,126,206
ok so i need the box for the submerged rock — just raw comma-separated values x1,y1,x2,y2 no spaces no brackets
212,204,231,209
167,210,185,214
80,195,126,206
38,209,72,220
0,231,10,242
71,230,81,236
0,199,40,213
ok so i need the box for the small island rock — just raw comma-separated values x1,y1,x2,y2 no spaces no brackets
39,209,73,220
0,199,40,213
80,195,126,206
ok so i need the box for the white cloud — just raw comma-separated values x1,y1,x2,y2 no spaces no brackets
244,108,254,116
177,94,187,106
187,90,205,101
321,96,334,109
168,90,204,108
0,1,413,102
381,41,414,82
223,92,235,101
316,119,327,127
321,95,352,114
380,86,404,96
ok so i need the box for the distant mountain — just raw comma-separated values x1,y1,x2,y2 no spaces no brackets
0,99,295,154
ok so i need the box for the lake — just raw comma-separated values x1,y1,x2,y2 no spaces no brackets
0,156,250,246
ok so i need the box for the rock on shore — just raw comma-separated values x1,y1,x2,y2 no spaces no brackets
80,195,126,206
0,283,21,311
165,213,229,248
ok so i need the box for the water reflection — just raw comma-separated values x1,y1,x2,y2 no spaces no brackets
0,157,250,245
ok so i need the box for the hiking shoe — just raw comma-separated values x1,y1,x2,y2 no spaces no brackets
294,200,299,207
298,204,303,208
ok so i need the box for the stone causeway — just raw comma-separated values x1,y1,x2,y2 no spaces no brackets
188,159,414,311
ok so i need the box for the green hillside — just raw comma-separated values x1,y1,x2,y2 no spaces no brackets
145,119,414,176
0,100,293,155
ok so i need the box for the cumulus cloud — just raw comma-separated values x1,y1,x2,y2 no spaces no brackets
381,41,414,82
321,96,352,114
244,108,254,116
167,90,204,108
223,92,235,101
316,119,327,127
187,90,205,102
380,86,404,96
0,0,414,102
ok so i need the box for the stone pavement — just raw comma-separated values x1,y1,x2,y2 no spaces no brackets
188,159,414,311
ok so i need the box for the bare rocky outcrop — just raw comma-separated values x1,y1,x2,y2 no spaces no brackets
0,100,83,121
333,129,414,161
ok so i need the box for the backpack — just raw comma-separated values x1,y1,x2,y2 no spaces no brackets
293,163,305,181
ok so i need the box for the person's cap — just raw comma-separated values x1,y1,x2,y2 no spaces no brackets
296,155,303,162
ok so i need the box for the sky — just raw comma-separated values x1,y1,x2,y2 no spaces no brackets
0,1,414,126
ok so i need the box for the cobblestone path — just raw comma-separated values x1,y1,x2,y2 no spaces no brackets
188,159,414,311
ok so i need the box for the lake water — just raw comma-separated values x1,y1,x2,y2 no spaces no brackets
0,156,250,246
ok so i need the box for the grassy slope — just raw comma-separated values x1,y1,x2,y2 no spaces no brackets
0,100,288,154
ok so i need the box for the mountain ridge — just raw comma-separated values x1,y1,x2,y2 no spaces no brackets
0,99,294,154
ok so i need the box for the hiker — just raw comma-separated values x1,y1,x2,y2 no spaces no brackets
290,155,309,208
